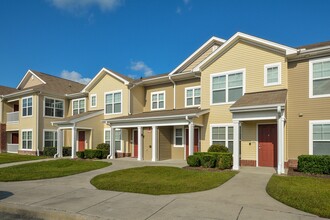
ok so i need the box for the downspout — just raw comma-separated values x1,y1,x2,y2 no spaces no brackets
36,94,40,156
169,75,176,109
106,122,113,159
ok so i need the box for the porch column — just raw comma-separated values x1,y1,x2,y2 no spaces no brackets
57,128,63,157
188,122,194,156
137,126,143,161
71,127,77,158
233,120,240,170
110,127,115,159
277,115,285,174
152,126,158,162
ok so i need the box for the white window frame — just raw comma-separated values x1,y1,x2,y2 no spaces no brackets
104,128,123,152
173,126,184,148
43,129,57,148
104,128,111,146
309,57,330,98
43,96,65,118
21,129,33,150
90,94,97,108
309,120,330,155
22,96,33,117
185,86,201,108
151,91,166,110
72,98,86,115
104,90,122,115
210,68,246,105
264,62,281,86
210,124,234,150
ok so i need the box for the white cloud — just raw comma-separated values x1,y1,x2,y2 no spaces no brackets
127,74,138,79
130,61,154,77
60,70,91,84
48,0,122,13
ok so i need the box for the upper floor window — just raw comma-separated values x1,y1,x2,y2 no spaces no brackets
72,98,86,115
105,91,122,114
264,63,281,86
185,86,201,107
151,91,165,110
22,130,32,150
211,124,233,153
22,96,33,117
310,57,330,98
309,120,330,155
90,94,97,108
45,97,64,118
211,69,245,105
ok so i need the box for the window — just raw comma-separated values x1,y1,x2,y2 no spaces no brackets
211,69,244,104
22,96,33,117
264,63,281,86
44,130,57,147
45,98,64,117
185,87,201,107
211,125,233,153
22,130,32,150
72,98,85,115
90,94,97,108
310,121,330,155
105,91,122,114
104,129,111,145
151,91,165,110
310,57,330,98
174,127,183,147
104,129,122,151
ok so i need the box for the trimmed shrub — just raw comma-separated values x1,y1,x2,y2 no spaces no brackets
297,155,330,174
216,153,233,170
187,155,201,167
200,154,217,168
96,143,110,155
76,151,85,159
193,152,233,169
84,149,108,159
63,147,72,156
208,144,228,153
44,147,57,156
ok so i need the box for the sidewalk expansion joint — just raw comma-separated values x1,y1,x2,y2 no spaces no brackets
145,198,176,220
236,206,243,220
29,188,84,206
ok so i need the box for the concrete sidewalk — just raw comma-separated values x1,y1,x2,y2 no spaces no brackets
0,159,325,220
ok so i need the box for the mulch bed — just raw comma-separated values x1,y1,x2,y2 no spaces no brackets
287,167,330,179
182,166,229,172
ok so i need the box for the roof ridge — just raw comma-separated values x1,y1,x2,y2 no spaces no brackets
30,70,86,86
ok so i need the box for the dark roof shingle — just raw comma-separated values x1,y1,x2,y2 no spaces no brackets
0,85,18,95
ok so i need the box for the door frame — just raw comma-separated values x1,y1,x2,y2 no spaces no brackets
131,129,138,158
256,122,277,167
184,127,200,160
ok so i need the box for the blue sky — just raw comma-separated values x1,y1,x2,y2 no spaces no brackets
0,0,330,87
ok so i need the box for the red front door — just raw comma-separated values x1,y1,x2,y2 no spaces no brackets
185,128,199,159
78,131,85,152
258,124,277,167
133,130,138,158
12,133,19,144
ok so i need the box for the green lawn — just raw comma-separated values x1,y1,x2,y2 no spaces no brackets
91,166,237,195
0,153,47,164
266,175,330,218
0,159,111,181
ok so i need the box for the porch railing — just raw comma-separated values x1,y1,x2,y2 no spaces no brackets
7,112,19,123
7,144,19,153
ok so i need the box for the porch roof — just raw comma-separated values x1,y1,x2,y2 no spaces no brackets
230,89,287,112
51,110,103,126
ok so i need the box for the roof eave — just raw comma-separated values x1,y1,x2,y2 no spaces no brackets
230,103,285,113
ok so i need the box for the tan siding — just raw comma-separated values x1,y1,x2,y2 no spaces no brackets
143,127,152,160
241,122,257,160
287,58,330,159
76,114,104,148
171,127,184,160
159,126,171,160
23,75,44,89
175,78,201,109
182,46,218,72
144,83,174,112
131,86,145,114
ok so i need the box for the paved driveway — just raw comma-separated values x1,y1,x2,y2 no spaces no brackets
0,158,325,220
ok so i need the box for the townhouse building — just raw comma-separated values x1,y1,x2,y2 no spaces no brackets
0,32,329,174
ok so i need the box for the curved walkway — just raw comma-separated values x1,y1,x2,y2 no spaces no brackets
0,158,325,220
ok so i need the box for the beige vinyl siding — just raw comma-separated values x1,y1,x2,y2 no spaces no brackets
287,59,330,159
175,78,201,109
144,83,174,112
143,127,152,160
131,85,145,114
23,75,44,89
241,122,257,161
76,114,104,149
159,126,171,160
171,127,184,160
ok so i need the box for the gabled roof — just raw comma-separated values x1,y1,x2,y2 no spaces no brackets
194,32,297,72
82,67,133,92
297,41,330,50
0,85,18,96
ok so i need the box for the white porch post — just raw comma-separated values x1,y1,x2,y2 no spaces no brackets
188,122,194,156
137,126,143,161
71,127,77,158
152,126,158,162
57,128,63,157
110,127,115,159
233,120,240,170
277,114,285,174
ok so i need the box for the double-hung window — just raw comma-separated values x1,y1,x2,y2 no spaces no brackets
105,91,122,114
264,63,281,86
185,87,201,107
211,125,233,153
22,96,33,117
310,121,330,155
45,98,64,117
151,91,165,110
174,127,183,147
310,57,330,98
72,98,85,115
212,69,244,104
22,130,32,150
44,130,57,147
104,129,122,151
90,94,97,108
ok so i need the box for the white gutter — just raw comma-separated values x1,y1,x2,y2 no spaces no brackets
36,94,40,156
169,75,176,109
105,122,113,159
2,89,34,99
0,97,3,123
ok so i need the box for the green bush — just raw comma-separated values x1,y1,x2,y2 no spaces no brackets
96,143,110,154
63,147,72,156
84,149,108,159
193,152,233,169
187,155,201,167
208,144,228,153
44,147,57,156
297,155,330,174
216,153,233,170
200,154,217,168
76,151,85,159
